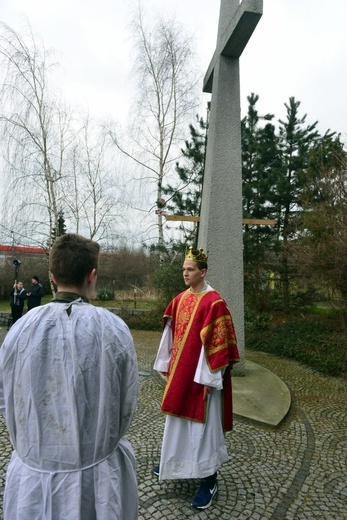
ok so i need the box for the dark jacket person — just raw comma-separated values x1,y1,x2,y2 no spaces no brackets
27,276,45,310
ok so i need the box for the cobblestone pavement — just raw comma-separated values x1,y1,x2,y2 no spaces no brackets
0,328,346,519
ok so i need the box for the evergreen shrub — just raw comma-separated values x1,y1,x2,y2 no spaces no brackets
246,310,347,378
152,262,185,306
97,288,114,301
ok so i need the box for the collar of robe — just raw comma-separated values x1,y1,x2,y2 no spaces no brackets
52,291,89,304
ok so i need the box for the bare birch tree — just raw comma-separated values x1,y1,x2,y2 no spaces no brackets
0,21,76,247
65,116,126,243
108,4,199,248
0,22,124,249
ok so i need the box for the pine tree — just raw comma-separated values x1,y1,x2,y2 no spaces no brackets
274,97,321,309
163,112,208,245
241,93,280,305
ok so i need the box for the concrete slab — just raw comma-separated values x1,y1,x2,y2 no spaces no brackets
232,359,291,428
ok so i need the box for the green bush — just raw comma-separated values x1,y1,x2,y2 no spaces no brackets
245,285,326,313
246,311,347,378
244,305,272,331
151,263,185,306
97,288,114,301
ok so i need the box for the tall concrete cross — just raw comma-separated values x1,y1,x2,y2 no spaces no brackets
198,0,263,376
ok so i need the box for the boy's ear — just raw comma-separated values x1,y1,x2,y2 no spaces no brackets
87,268,97,284
51,273,57,285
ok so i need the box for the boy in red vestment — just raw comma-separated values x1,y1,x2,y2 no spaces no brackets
153,247,239,510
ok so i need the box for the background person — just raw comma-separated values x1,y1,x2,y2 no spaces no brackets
153,246,240,510
0,233,139,519
9,281,26,324
26,275,45,310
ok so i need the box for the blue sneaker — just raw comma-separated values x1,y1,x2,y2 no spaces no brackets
191,474,217,510
153,465,160,476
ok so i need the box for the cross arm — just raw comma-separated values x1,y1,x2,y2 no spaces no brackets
203,0,263,93
165,215,275,226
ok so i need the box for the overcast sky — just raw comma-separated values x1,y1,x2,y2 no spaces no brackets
2,0,347,139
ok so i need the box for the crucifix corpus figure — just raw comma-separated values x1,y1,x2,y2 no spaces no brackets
198,0,263,376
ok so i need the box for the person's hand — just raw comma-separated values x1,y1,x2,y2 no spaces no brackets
27,292,31,296
203,385,212,401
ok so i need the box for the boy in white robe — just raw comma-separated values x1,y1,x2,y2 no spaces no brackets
0,233,139,520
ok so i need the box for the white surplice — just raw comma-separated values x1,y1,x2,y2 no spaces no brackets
0,299,139,520
153,285,228,481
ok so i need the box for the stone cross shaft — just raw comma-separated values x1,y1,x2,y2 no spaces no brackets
198,0,263,376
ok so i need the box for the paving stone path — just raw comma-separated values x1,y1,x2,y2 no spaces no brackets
0,328,346,519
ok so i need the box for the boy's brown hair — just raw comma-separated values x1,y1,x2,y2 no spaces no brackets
50,234,100,288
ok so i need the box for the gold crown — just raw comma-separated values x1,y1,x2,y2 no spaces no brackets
185,246,208,263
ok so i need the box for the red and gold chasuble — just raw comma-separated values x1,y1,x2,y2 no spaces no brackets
161,289,239,431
